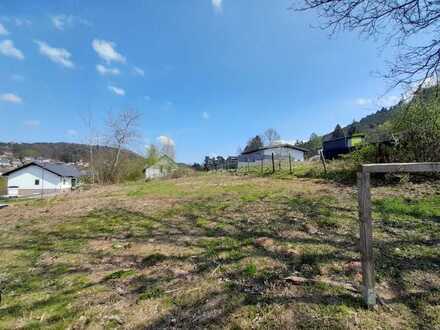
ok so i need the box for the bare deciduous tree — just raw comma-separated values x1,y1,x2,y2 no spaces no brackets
81,109,99,184
263,128,281,146
295,0,440,90
106,109,141,181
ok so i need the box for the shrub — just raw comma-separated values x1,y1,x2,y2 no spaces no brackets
350,144,377,166
169,167,198,179
392,93,440,162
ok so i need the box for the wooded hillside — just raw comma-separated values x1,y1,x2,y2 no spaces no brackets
0,142,143,163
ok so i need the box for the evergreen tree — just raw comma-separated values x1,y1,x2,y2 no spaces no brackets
332,124,345,139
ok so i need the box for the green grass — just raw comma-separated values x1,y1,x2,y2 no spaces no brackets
0,174,439,328
236,158,359,184
243,263,257,277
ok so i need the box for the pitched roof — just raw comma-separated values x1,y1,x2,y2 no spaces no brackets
144,155,177,170
241,144,309,155
1,162,82,177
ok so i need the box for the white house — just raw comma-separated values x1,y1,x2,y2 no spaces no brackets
2,162,82,197
237,144,308,168
143,155,178,180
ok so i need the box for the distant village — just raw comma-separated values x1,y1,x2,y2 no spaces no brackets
0,152,89,176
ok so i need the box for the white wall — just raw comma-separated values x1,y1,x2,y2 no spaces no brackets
262,147,305,161
145,168,166,179
8,165,62,190
60,176,72,189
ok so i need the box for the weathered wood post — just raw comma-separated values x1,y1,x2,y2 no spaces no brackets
289,154,292,174
320,150,327,174
357,171,376,307
271,153,275,173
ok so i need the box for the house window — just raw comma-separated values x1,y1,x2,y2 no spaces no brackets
35,179,40,186
63,178,66,184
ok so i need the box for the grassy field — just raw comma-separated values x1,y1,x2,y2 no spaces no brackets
0,173,439,329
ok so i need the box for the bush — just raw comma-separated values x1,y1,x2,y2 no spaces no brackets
392,92,440,162
169,167,198,179
350,144,377,165
118,157,146,182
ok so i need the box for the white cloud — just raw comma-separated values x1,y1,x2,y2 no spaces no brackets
0,93,22,104
51,14,91,30
212,0,223,12
108,85,125,96
355,98,373,107
202,111,210,119
355,95,402,109
402,77,438,102
51,15,72,30
157,135,175,147
66,129,78,136
0,40,24,60
0,23,9,35
35,40,74,68
133,66,144,76
377,95,401,108
24,120,40,128
92,39,126,64
96,64,120,76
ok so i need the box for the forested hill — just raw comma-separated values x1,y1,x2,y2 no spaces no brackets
342,86,438,135
297,104,402,151
345,105,400,133
298,86,439,152
0,142,143,163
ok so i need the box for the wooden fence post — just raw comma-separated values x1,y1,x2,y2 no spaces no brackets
272,153,275,173
289,154,292,174
320,150,327,174
357,171,376,307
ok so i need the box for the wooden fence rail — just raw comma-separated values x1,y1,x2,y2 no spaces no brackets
357,162,440,307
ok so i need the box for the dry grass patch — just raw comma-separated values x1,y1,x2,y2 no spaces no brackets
0,174,439,328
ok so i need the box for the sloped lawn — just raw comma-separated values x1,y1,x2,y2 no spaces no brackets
0,174,439,329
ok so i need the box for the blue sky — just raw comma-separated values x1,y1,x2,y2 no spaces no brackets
0,0,403,163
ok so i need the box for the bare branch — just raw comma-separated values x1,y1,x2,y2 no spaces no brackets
294,0,440,89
